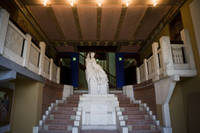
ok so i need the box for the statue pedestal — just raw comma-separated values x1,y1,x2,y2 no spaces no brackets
79,94,119,130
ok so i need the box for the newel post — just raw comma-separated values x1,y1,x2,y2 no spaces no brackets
23,34,32,67
49,58,53,80
39,42,46,75
136,67,140,84
144,59,148,81
0,9,9,55
159,36,174,76
152,42,160,81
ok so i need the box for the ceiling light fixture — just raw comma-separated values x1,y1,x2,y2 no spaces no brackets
97,0,103,7
123,0,129,7
69,0,76,7
43,0,49,6
153,0,157,7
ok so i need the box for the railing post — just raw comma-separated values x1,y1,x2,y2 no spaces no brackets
49,58,53,81
57,67,60,84
39,42,46,75
136,67,140,84
152,42,160,81
160,36,174,76
0,9,9,55
144,59,148,81
23,34,32,67
181,29,196,70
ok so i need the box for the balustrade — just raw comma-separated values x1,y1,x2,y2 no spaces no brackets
0,9,60,84
137,29,197,83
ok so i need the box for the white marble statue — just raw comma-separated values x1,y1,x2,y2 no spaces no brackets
85,52,108,95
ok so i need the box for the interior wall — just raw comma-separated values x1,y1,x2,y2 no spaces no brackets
189,0,200,59
180,0,200,75
10,78,44,133
108,53,116,76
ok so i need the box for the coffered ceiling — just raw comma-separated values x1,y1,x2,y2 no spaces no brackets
21,0,183,52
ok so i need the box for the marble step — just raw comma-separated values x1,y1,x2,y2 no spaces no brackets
129,130,161,133
123,110,146,115
52,110,76,115
81,130,119,133
58,103,78,107
39,129,71,133
48,114,72,119
119,104,139,107
126,114,150,120
127,120,154,125
45,119,74,125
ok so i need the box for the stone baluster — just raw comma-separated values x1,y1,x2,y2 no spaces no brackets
152,42,160,81
49,58,53,80
57,67,60,84
0,9,9,55
144,59,148,81
23,34,32,67
136,67,140,84
39,42,46,75
159,36,174,77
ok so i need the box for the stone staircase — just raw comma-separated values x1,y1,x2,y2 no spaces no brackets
115,93,161,133
36,92,160,133
38,93,81,133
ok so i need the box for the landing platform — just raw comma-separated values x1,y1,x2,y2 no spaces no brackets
79,94,119,130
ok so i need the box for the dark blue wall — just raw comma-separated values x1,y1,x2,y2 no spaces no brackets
116,53,125,89
70,53,79,88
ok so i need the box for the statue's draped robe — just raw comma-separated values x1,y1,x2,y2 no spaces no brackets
85,55,108,95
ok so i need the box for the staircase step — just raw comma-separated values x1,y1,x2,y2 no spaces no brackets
123,111,146,115
81,130,119,133
127,120,154,125
45,119,73,125
129,130,161,133
39,129,71,133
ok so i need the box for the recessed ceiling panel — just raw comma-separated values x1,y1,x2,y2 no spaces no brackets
29,6,62,41
101,5,121,41
78,5,97,40
135,6,171,40
118,6,147,41
52,5,79,40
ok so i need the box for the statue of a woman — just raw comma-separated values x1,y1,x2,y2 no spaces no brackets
85,52,108,95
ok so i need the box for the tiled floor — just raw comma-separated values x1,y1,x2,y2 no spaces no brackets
81,130,119,133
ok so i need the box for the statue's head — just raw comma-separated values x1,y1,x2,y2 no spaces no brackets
90,52,95,58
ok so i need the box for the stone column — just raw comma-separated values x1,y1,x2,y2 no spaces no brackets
160,36,174,76
39,42,46,75
152,42,160,81
23,34,32,67
0,9,9,55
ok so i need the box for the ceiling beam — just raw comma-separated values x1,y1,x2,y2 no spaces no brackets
132,7,152,40
139,0,186,52
53,40,142,46
114,6,127,40
46,7,65,39
72,6,83,40
96,7,102,40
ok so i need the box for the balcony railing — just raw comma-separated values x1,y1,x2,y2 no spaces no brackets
0,9,60,84
137,29,197,84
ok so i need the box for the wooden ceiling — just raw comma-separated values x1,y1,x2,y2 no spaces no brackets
22,0,183,52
